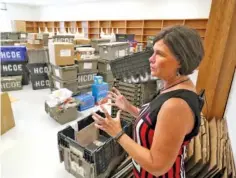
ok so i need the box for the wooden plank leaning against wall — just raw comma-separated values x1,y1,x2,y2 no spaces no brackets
196,0,236,120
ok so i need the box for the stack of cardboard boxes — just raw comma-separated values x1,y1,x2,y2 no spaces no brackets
185,117,236,178
48,42,79,93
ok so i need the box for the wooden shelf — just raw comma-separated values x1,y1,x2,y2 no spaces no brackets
89,21,99,28
111,20,126,28
143,27,162,29
99,21,110,28
144,28,161,36
127,20,143,28
127,28,142,35
163,20,184,27
184,19,208,29
22,19,208,42
144,20,162,28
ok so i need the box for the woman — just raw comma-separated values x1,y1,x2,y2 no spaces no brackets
92,25,204,178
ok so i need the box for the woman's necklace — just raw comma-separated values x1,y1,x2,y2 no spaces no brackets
160,78,190,92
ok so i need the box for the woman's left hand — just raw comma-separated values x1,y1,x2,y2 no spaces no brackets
92,105,122,137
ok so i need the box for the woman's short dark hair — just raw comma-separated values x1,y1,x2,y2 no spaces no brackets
153,25,205,75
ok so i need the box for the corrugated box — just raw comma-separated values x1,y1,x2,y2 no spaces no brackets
1,92,15,135
48,42,75,66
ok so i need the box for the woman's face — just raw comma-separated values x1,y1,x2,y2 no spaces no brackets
149,40,180,79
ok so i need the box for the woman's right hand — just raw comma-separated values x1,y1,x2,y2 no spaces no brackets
108,87,130,112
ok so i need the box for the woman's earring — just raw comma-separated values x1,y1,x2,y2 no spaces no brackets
176,71,180,77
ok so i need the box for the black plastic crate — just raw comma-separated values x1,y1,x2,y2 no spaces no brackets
77,110,105,130
116,34,135,42
31,74,50,90
27,63,49,75
1,61,28,76
57,110,132,176
110,50,153,83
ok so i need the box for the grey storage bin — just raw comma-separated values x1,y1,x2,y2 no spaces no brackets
0,32,9,40
1,76,23,92
108,82,113,91
27,48,49,64
19,32,27,39
98,59,111,73
0,40,22,46
76,57,99,73
98,71,114,83
51,64,78,80
78,84,92,94
52,75,78,93
77,71,97,86
45,102,78,124
43,34,49,46
98,42,129,60
53,35,74,43
91,39,110,53
8,32,19,40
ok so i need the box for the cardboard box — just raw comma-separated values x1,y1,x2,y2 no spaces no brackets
26,43,44,49
74,38,91,45
27,33,37,40
1,92,15,135
48,42,75,66
36,33,44,40
27,39,43,45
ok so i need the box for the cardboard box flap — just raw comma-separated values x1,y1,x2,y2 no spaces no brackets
1,92,15,135
75,123,99,147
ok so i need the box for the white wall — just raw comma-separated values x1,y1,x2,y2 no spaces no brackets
0,3,40,32
39,0,212,21
224,70,236,162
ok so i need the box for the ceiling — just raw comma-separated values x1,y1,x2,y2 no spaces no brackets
0,0,142,6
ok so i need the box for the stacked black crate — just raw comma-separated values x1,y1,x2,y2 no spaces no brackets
27,48,51,90
1,46,29,92
111,79,157,123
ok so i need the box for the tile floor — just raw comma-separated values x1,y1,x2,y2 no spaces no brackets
0,85,105,178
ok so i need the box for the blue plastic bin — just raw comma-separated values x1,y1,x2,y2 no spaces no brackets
92,82,109,96
0,46,27,63
74,93,95,111
93,90,108,103
94,76,103,85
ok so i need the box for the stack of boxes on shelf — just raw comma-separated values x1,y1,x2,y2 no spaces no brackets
0,46,29,92
48,42,78,94
27,48,50,90
111,79,157,123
